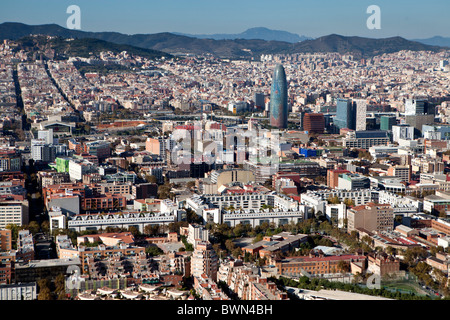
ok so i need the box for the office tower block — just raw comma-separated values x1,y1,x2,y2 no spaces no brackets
254,92,265,109
335,98,356,130
405,99,435,116
303,113,325,133
380,116,397,131
354,99,367,131
269,64,288,129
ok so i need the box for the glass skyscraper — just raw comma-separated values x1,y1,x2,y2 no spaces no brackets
269,64,288,129
334,98,356,130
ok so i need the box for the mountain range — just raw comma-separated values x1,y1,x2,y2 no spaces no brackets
0,22,447,59
173,27,312,43
412,36,450,48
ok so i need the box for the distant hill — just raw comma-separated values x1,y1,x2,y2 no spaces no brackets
12,34,172,60
288,34,447,58
174,27,312,43
0,22,446,59
412,36,450,48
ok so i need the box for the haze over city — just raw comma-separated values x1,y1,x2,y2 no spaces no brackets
1,0,450,39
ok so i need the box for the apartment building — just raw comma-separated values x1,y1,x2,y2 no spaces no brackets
0,150,21,172
347,203,394,234
187,224,210,248
38,171,70,189
68,138,83,154
387,165,411,183
0,199,29,228
68,159,96,181
76,243,145,274
158,251,191,277
89,182,132,196
0,251,16,285
193,274,229,300
0,228,12,251
426,252,449,273
16,230,34,263
250,277,289,300
191,241,218,282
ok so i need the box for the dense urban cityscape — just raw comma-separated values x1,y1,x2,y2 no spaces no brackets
0,14,450,306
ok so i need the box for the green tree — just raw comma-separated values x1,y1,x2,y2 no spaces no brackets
145,245,163,257
41,220,50,234
343,198,355,207
37,278,53,300
27,221,40,235
55,274,67,300
327,196,340,204
145,174,158,184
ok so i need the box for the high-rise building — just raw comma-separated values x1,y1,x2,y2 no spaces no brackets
0,199,29,229
303,113,325,134
0,229,12,251
354,99,367,131
191,241,218,281
405,99,434,116
0,150,21,172
37,129,54,145
380,116,397,131
269,64,288,129
347,203,394,234
254,92,265,109
31,139,56,163
334,98,356,130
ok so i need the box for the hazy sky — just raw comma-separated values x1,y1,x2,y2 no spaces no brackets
1,0,449,39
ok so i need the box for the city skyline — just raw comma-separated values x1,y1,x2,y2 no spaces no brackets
1,0,450,40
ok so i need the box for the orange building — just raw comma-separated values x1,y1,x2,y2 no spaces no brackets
0,229,12,251
303,113,325,134
68,139,83,154
275,253,366,277
145,137,163,156
327,169,349,189
82,193,126,212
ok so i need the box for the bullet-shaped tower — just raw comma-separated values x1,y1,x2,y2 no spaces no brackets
269,64,288,129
